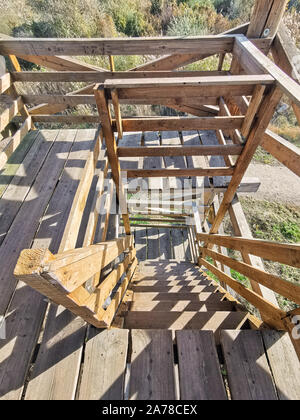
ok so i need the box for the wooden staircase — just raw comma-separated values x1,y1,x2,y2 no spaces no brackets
123,260,249,337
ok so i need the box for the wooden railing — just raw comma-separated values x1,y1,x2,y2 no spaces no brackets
195,231,300,354
14,235,137,328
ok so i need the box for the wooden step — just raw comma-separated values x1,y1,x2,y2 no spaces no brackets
133,291,226,302
129,300,235,312
132,280,212,287
131,285,217,293
133,274,207,282
124,312,249,339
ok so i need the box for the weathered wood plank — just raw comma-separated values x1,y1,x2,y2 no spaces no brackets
0,130,58,247
147,227,160,260
262,330,300,400
161,130,187,190
24,306,86,400
158,228,172,260
129,330,176,400
143,131,163,190
59,130,100,251
0,36,236,56
19,130,100,401
177,330,227,400
0,129,77,400
125,312,248,337
118,144,243,157
221,330,278,400
234,36,300,108
12,70,230,82
131,23,249,71
78,329,129,400
0,73,11,94
94,86,131,234
261,129,300,177
203,248,300,305
126,167,235,178
134,227,147,262
0,130,39,198
0,97,24,132
116,117,244,132
171,229,186,261
105,75,274,89
209,86,283,234
198,233,300,269
198,258,285,329
0,116,31,170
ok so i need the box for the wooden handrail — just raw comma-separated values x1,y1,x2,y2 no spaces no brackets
14,235,136,328
201,247,300,305
196,232,300,268
199,257,286,329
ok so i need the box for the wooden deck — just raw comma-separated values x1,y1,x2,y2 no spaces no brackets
22,328,299,400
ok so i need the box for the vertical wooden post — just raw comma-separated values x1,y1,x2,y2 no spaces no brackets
111,88,123,140
94,84,131,235
109,55,115,72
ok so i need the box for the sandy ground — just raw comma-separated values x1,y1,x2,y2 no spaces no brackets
242,163,300,206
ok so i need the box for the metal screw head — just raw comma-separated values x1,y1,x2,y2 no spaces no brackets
263,28,270,38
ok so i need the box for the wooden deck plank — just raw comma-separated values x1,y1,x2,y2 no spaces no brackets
143,131,163,190
176,330,227,400
158,228,172,260
23,129,98,400
134,227,147,261
129,330,176,400
78,328,129,400
0,130,58,247
200,130,231,188
0,129,78,400
182,131,208,189
262,330,300,400
125,312,248,335
0,130,39,198
220,330,278,400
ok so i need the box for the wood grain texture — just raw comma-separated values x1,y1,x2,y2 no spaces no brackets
177,330,227,400
129,330,176,400
221,330,278,400
262,330,300,400
78,329,129,400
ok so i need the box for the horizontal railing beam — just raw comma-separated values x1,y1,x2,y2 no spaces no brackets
197,232,300,268
112,116,244,132
0,36,237,56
